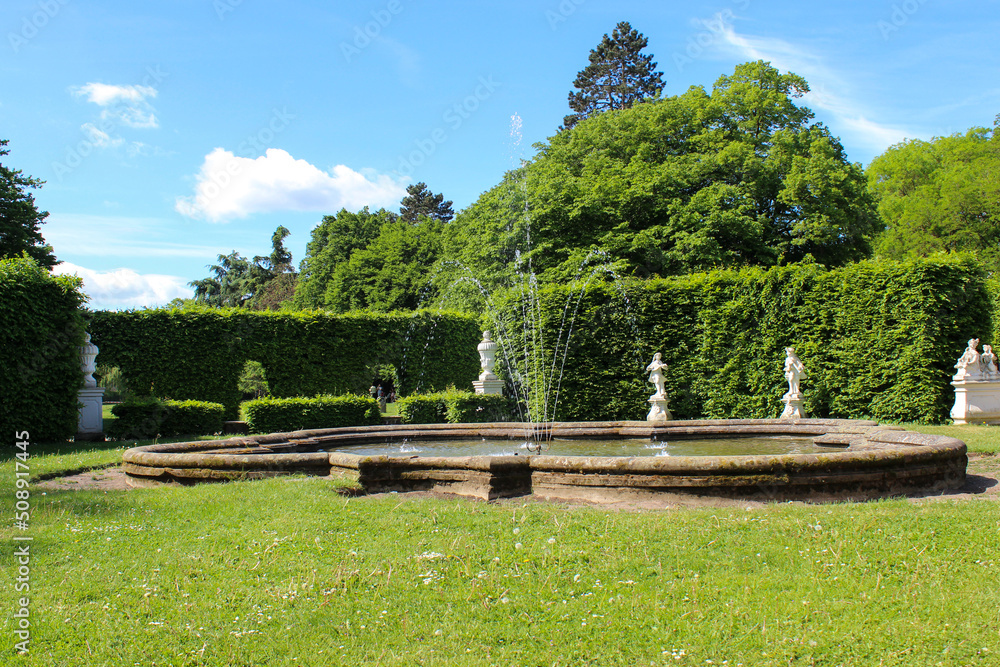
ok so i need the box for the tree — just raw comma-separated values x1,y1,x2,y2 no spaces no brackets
563,21,664,130
0,139,57,268
189,251,258,308
399,182,454,222
189,226,297,309
446,61,878,296
322,217,444,312
293,207,397,309
867,126,1000,263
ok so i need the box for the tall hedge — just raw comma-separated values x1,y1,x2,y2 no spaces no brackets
0,256,87,442
89,308,480,416
493,256,990,424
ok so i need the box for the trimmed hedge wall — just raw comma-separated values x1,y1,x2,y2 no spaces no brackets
0,256,87,443
492,257,990,424
398,390,514,424
90,309,480,417
108,397,225,440
241,395,381,434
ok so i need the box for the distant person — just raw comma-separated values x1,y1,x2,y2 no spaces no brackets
369,384,377,400
377,385,387,413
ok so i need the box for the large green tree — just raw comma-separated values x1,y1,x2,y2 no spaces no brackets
0,139,57,268
321,217,444,312
293,207,398,309
446,61,878,297
867,126,1000,263
563,21,664,130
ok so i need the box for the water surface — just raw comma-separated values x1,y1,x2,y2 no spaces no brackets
327,436,832,458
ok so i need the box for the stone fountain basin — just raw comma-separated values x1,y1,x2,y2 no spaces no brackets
122,419,967,503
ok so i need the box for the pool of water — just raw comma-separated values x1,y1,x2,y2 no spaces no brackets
324,435,834,458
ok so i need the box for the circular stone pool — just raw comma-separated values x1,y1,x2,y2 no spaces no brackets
122,419,968,504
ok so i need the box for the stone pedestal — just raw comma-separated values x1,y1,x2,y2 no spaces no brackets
473,378,505,396
647,396,671,422
950,380,1000,424
77,387,105,441
780,392,806,419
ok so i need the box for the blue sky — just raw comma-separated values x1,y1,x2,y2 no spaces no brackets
3,0,997,310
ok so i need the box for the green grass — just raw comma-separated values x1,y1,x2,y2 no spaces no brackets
1,423,997,665
895,423,1000,454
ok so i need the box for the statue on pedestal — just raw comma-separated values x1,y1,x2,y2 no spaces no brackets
781,347,807,419
645,352,671,422
646,352,667,399
955,338,983,380
783,347,806,397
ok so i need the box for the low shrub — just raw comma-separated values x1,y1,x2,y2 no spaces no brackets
397,393,448,424
241,395,381,434
108,397,224,439
399,390,514,424
443,392,514,423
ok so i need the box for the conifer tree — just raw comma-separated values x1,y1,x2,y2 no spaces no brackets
563,22,664,130
399,182,454,222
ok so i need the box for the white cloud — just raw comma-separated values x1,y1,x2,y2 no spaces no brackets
81,123,124,149
71,82,159,129
716,26,917,155
73,83,157,106
53,262,190,310
175,148,407,223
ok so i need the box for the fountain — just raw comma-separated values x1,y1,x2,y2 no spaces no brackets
123,343,967,502
121,116,969,503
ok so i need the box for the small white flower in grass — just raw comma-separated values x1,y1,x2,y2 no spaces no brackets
573,574,581,582
513,527,520,535
515,543,522,550
547,537,556,544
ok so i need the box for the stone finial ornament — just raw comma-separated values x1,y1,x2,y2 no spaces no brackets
77,331,105,440
780,347,807,419
477,330,498,381
80,332,99,388
473,331,504,395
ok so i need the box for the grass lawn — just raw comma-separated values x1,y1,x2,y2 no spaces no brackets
2,422,998,665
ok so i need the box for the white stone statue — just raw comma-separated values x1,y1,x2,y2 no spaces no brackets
780,347,807,419
952,337,1000,424
983,345,999,377
80,332,99,388
955,338,983,380
645,353,671,421
646,352,668,399
783,347,806,397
